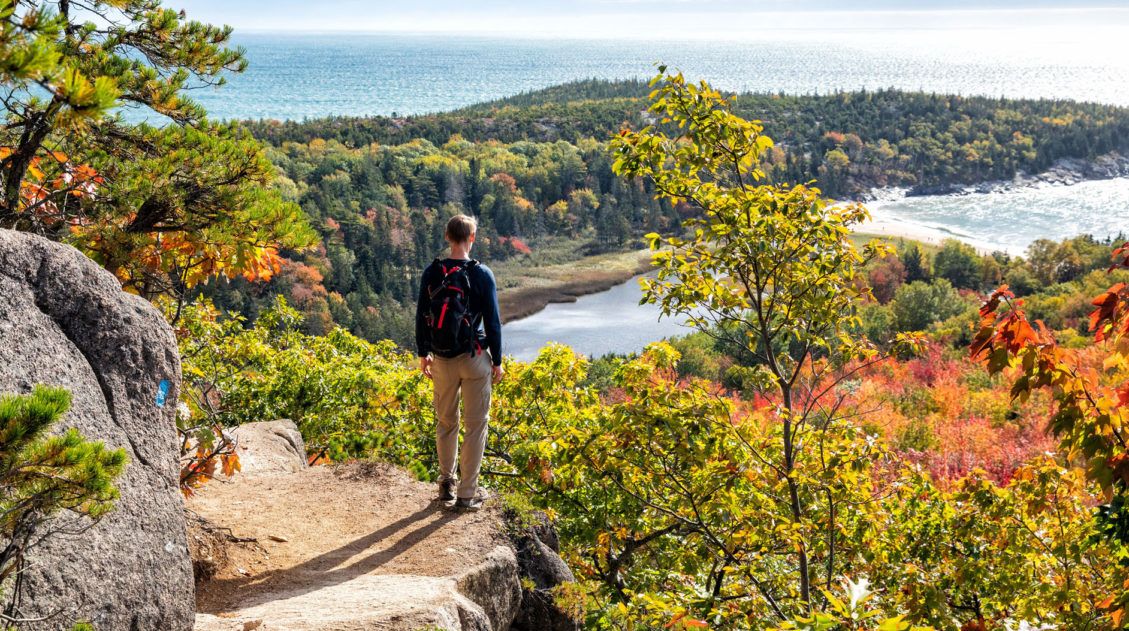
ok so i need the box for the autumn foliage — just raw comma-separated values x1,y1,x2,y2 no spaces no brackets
972,242,1129,626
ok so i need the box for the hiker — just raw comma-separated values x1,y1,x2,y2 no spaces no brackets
416,214,504,510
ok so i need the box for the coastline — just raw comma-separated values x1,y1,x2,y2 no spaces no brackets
858,152,1129,255
495,248,653,323
859,208,1003,254
857,150,1129,202
501,158,1129,324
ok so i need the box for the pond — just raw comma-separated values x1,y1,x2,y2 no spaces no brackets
502,275,697,362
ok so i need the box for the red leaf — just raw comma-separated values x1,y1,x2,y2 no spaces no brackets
1119,384,1129,409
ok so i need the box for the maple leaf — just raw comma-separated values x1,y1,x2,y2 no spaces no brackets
1091,283,1126,341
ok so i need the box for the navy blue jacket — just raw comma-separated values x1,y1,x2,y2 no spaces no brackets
415,258,502,365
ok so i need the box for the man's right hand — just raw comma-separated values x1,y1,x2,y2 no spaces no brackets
420,356,433,380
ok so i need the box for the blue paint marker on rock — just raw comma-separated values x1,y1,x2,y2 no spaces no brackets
156,379,170,408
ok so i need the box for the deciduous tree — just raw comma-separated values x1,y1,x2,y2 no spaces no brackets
610,68,913,619
972,242,1129,627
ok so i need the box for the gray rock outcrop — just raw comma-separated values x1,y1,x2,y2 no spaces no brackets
510,511,581,631
0,229,193,629
456,546,523,630
227,419,308,476
192,545,523,631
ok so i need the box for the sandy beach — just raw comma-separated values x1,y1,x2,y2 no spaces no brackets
858,175,1129,257
859,209,1006,255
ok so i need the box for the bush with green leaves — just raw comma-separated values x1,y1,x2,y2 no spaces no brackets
0,386,125,626
890,280,969,333
178,297,434,476
931,240,982,291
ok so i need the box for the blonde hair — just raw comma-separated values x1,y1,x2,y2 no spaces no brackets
445,214,477,244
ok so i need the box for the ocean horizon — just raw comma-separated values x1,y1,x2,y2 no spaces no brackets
172,11,1129,122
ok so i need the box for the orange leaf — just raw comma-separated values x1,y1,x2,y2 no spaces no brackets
221,453,242,477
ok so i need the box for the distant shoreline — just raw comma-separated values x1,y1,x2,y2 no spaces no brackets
495,249,653,324
857,153,1129,254
858,151,1129,202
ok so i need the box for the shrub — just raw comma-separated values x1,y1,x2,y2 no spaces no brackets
896,416,939,452
178,297,434,474
669,332,723,380
0,386,126,621
891,279,966,332
867,254,907,304
857,303,896,346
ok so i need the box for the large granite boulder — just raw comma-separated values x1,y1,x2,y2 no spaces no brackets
0,229,193,630
226,419,308,476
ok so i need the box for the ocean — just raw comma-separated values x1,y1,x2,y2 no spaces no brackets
867,179,1129,256
199,23,1129,262
190,13,1129,121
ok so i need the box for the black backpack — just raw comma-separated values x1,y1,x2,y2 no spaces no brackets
426,259,480,356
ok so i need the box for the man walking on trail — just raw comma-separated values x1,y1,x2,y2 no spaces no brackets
416,214,504,510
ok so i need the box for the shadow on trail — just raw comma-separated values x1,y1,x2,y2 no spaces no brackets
198,501,462,614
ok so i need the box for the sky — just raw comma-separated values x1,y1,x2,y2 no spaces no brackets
171,1,1129,38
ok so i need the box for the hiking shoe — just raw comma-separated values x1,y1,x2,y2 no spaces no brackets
454,490,489,511
438,478,456,502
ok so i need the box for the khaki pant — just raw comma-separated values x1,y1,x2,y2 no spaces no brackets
432,350,492,499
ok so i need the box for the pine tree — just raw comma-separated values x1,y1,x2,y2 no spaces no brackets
0,385,126,624
901,242,931,283
0,1,315,303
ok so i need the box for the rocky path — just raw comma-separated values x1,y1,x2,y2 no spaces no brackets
189,460,521,631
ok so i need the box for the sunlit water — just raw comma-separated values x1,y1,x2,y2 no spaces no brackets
866,178,1129,256
183,17,1129,121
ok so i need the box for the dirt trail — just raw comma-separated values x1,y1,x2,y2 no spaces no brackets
190,462,514,630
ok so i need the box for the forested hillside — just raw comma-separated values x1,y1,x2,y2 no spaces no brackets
218,81,1129,345
203,134,676,342
176,73,1129,629
6,3,1129,623
247,79,1129,195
